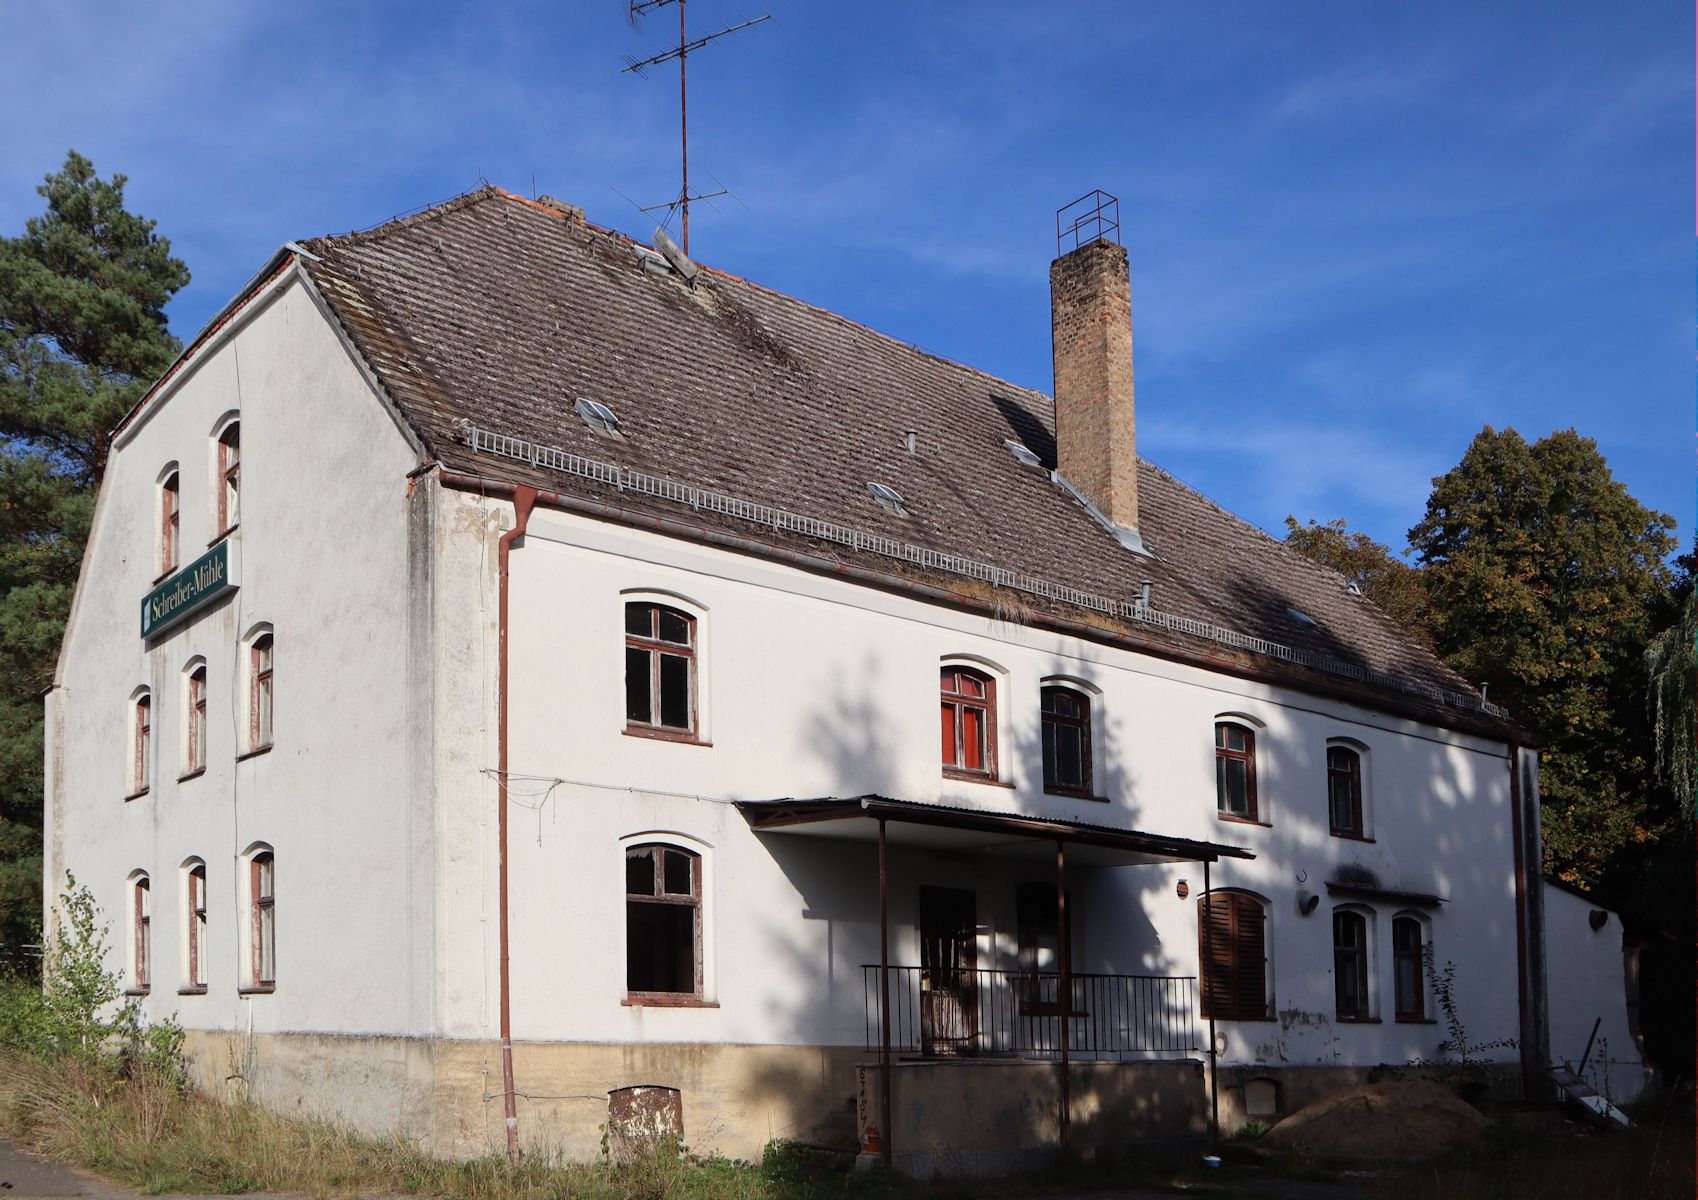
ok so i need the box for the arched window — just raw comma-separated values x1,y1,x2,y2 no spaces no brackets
1332,908,1371,1020
625,602,697,738
249,633,274,752
184,663,207,776
130,691,152,798
1198,890,1269,1020
1393,915,1426,1021
216,421,240,536
248,850,275,990
625,843,701,999
184,861,207,992
160,471,180,575
1040,686,1092,796
1327,745,1363,837
941,666,997,780
131,874,151,993
1214,722,1258,821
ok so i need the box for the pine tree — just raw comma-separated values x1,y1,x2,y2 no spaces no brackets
0,152,188,950
1408,426,1677,888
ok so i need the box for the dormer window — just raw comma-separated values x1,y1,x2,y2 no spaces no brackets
576,397,622,436
867,482,907,515
217,422,240,536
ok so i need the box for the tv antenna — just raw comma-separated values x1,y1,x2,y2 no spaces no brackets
623,0,770,255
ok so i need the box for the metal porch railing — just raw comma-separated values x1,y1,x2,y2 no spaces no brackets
862,965,1200,1060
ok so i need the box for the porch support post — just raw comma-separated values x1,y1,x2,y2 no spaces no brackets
1057,839,1071,1152
878,817,893,1171
1204,856,1218,1151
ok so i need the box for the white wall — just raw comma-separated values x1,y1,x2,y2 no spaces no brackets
47,270,432,1041
450,502,1524,1069
1542,882,1646,1103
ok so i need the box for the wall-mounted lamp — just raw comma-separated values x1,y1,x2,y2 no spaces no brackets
1176,880,1190,900
1296,890,1319,917
1588,909,1608,931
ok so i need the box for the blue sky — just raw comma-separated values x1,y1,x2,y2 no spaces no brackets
2,1,1688,555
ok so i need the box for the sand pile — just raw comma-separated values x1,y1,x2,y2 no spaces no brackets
1261,1079,1489,1160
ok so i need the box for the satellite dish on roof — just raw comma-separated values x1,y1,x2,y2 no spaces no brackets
652,227,699,285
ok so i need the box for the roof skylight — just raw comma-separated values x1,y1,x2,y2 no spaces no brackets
1286,606,1318,628
1004,439,1043,468
575,397,623,436
866,482,907,515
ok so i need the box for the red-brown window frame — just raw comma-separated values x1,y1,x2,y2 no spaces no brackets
131,694,151,797
185,864,207,993
1332,908,1371,1021
623,602,699,742
160,472,180,576
249,852,275,991
217,423,240,538
1040,685,1093,797
249,635,274,752
940,666,998,781
1327,745,1363,837
133,876,151,993
1393,915,1426,1022
1214,722,1258,822
185,667,207,776
1198,890,1269,1021
624,843,705,1004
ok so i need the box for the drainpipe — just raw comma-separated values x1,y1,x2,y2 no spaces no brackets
1204,857,1218,1150
1056,840,1071,1152
497,485,538,1158
1508,739,1531,1096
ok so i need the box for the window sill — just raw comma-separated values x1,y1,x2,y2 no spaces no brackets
208,524,239,548
1044,787,1108,802
236,745,273,762
622,995,719,1009
124,988,151,997
124,788,149,802
1396,1016,1438,1025
1216,813,1271,828
624,726,710,747
238,985,275,996
943,769,1013,789
177,768,206,783
1330,831,1376,843
1336,1016,1381,1024
1203,1014,1273,1023
177,986,207,996
152,567,175,585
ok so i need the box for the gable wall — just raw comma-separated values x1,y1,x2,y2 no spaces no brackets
46,272,433,1042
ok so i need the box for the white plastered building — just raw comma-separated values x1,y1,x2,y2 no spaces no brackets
45,187,1641,1173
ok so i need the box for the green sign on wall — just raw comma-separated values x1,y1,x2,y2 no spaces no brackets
141,540,240,639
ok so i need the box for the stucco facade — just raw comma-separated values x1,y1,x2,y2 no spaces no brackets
44,198,1643,1170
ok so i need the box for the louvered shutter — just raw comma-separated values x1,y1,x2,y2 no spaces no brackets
1198,894,1235,1018
1199,892,1267,1021
1233,895,1267,1019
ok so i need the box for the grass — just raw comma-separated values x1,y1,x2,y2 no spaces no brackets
0,1046,1692,1200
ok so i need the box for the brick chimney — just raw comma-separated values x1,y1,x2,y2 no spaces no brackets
1050,238,1140,537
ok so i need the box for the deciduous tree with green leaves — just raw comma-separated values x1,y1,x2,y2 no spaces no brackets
1408,426,1677,888
0,152,188,950
1281,516,1433,645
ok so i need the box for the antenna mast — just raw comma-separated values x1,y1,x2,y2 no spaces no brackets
623,0,769,255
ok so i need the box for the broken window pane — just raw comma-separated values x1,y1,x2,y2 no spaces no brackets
625,848,656,896
662,850,693,896
658,654,690,729
626,648,651,723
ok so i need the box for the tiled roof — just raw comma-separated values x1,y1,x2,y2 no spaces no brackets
295,186,1507,730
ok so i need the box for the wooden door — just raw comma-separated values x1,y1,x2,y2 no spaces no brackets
919,886,978,1056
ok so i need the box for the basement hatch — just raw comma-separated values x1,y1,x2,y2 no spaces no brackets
575,397,623,436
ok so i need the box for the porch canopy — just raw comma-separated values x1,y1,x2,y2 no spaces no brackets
734,794,1256,866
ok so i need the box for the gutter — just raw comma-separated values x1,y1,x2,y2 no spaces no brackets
496,485,538,1157
436,470,1528,746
